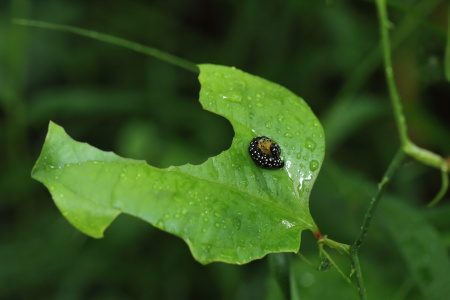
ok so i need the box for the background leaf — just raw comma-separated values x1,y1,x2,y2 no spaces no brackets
381,199,450,300
31,64,325,265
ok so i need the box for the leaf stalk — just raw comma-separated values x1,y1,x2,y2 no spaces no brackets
13,18,199,74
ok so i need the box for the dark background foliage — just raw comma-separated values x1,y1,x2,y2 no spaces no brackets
1,0,449,299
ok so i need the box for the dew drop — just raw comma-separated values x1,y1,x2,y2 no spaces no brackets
222,92,242,103
310,160,319,171
255,102,264,108
277,114,285,122
284,132,293,138
236,80,246,89
202,244,212,252
305,137,317,151
281,219,295,229
156,219,165,228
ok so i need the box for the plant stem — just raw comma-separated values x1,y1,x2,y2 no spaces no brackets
349,149,405,299
352,149,405,252
319,245,353,286
375,0,409,146
332,0,442,102
13,19,199,74
320,1,448,298
349,250,365,300
375,0,448,204
318,236,350,255
427,168,449,208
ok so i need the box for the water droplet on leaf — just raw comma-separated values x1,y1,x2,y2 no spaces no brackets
305,137,317,151
222,92,242,102
310,160,319,171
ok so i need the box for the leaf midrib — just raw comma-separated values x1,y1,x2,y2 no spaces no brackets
38,157,308,227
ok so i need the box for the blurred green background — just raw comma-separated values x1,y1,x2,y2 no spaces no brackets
1,0,450,299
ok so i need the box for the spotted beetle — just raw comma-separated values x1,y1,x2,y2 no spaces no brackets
248,136,284,169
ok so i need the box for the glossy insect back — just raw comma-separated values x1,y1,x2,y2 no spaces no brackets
248,136,284,169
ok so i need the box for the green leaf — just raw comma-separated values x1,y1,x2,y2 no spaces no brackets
269,253,292,300
382,199,450,300
31,64,325,264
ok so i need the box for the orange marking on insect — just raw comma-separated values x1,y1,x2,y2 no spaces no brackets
258,138,273,156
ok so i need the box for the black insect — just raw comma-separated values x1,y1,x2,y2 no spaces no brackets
248,136,284,169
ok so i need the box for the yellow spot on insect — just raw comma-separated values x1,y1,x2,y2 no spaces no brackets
258,137,273,156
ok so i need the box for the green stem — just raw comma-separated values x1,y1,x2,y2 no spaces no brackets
352,149,405,252
349,250,365,300
349,149,405,299
13,19,199,74
403,143,447,171
375,0,448,205
376,0,409,146
427,169,449,208
319,245,353,286
332,0,442,102
318,236,350,255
